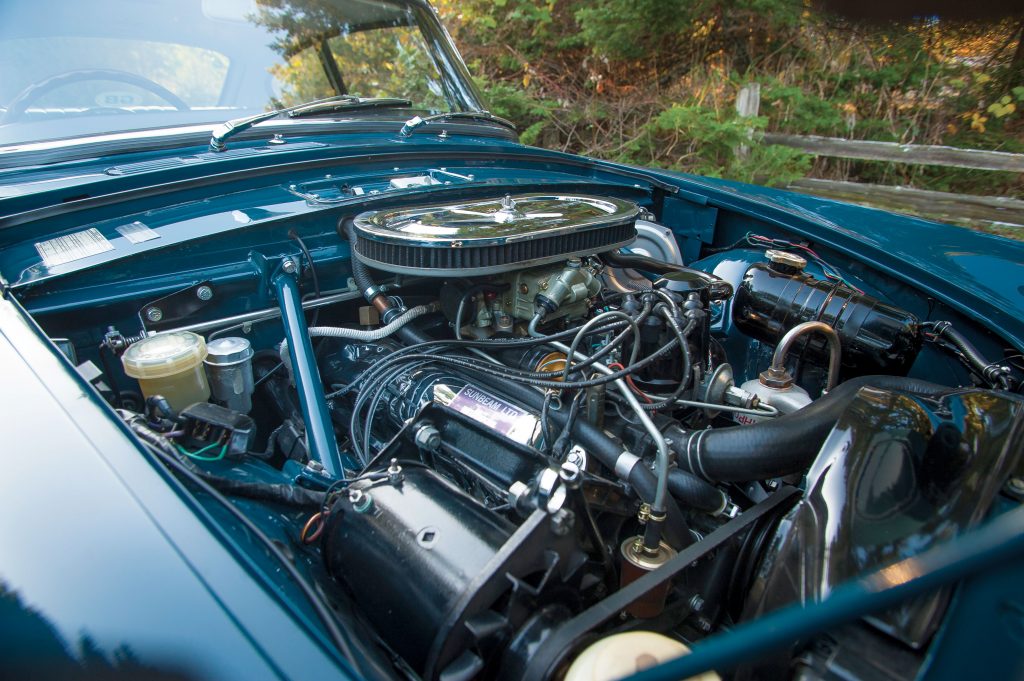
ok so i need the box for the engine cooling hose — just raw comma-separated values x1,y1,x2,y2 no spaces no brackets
668,468,728,514
665,375,949,482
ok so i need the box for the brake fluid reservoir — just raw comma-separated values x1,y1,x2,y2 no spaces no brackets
122,331,210,411
204,337,255,414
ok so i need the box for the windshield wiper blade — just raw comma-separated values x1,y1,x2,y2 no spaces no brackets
288,97,413,118
210,94,407,152
398,111,517,137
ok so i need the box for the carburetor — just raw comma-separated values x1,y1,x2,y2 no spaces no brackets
494,258,602,323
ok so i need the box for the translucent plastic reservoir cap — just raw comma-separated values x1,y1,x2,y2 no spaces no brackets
205,337,253,365
122,331,208,380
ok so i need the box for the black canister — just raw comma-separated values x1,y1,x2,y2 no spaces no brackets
733,250,921,376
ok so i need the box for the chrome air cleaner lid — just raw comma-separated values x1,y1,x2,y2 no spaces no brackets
350,193,638,276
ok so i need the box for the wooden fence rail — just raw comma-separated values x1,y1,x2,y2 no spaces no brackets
763,133,1024,173
788,179,1024,226
733,83,1024,230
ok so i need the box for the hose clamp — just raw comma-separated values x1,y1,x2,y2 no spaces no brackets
380,306,403,325
614,450,641,479
686,428,712,481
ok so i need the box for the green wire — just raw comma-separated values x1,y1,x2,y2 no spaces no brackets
175,441,228,462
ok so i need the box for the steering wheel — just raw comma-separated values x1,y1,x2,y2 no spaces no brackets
1,68,190,124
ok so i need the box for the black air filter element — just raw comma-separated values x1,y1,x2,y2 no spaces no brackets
351,193,638,276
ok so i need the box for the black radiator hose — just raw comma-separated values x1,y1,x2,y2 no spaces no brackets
668,468,727,514
665,375,950,482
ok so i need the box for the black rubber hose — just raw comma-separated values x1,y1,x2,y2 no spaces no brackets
341,219,379,303
666,375,950,482
458,365,693,547
605,251,733,299
379,292,696,546
200,477,326,508
668,468,727,514
928,322,1014,390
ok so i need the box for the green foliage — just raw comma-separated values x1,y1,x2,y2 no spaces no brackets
622,104,810,186
574,0,693,61
440,2,1023,199
760,81,845,135
256,0,448,110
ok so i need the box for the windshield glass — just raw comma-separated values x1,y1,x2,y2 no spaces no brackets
0,0,476,147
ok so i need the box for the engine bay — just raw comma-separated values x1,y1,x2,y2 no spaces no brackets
12,167,1024,680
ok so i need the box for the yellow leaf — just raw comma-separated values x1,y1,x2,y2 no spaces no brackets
987,101,1016,118
976,73,992,84
523,73,532,88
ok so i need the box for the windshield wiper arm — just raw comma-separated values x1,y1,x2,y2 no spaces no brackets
288,97,412,118
209,94,354,152
398,111,517,137
209,95,411,152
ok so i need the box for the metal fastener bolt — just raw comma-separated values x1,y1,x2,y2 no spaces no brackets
1008,477,1024,495
387,458,403,484
349,489,373,513
550,509,574,536
559,461,581,489
414,424,441,451
519,283,529,294
689,594,705,612
281,259,298,274
145,307,163,323
196,285,214,301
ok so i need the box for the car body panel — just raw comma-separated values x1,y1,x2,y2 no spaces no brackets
1,133,1021,352
0,292,352,680
1,1,1023,676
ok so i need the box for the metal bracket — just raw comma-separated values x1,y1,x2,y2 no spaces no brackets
139,280,215,332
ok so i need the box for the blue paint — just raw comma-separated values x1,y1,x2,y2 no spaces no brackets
272,264,343,479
